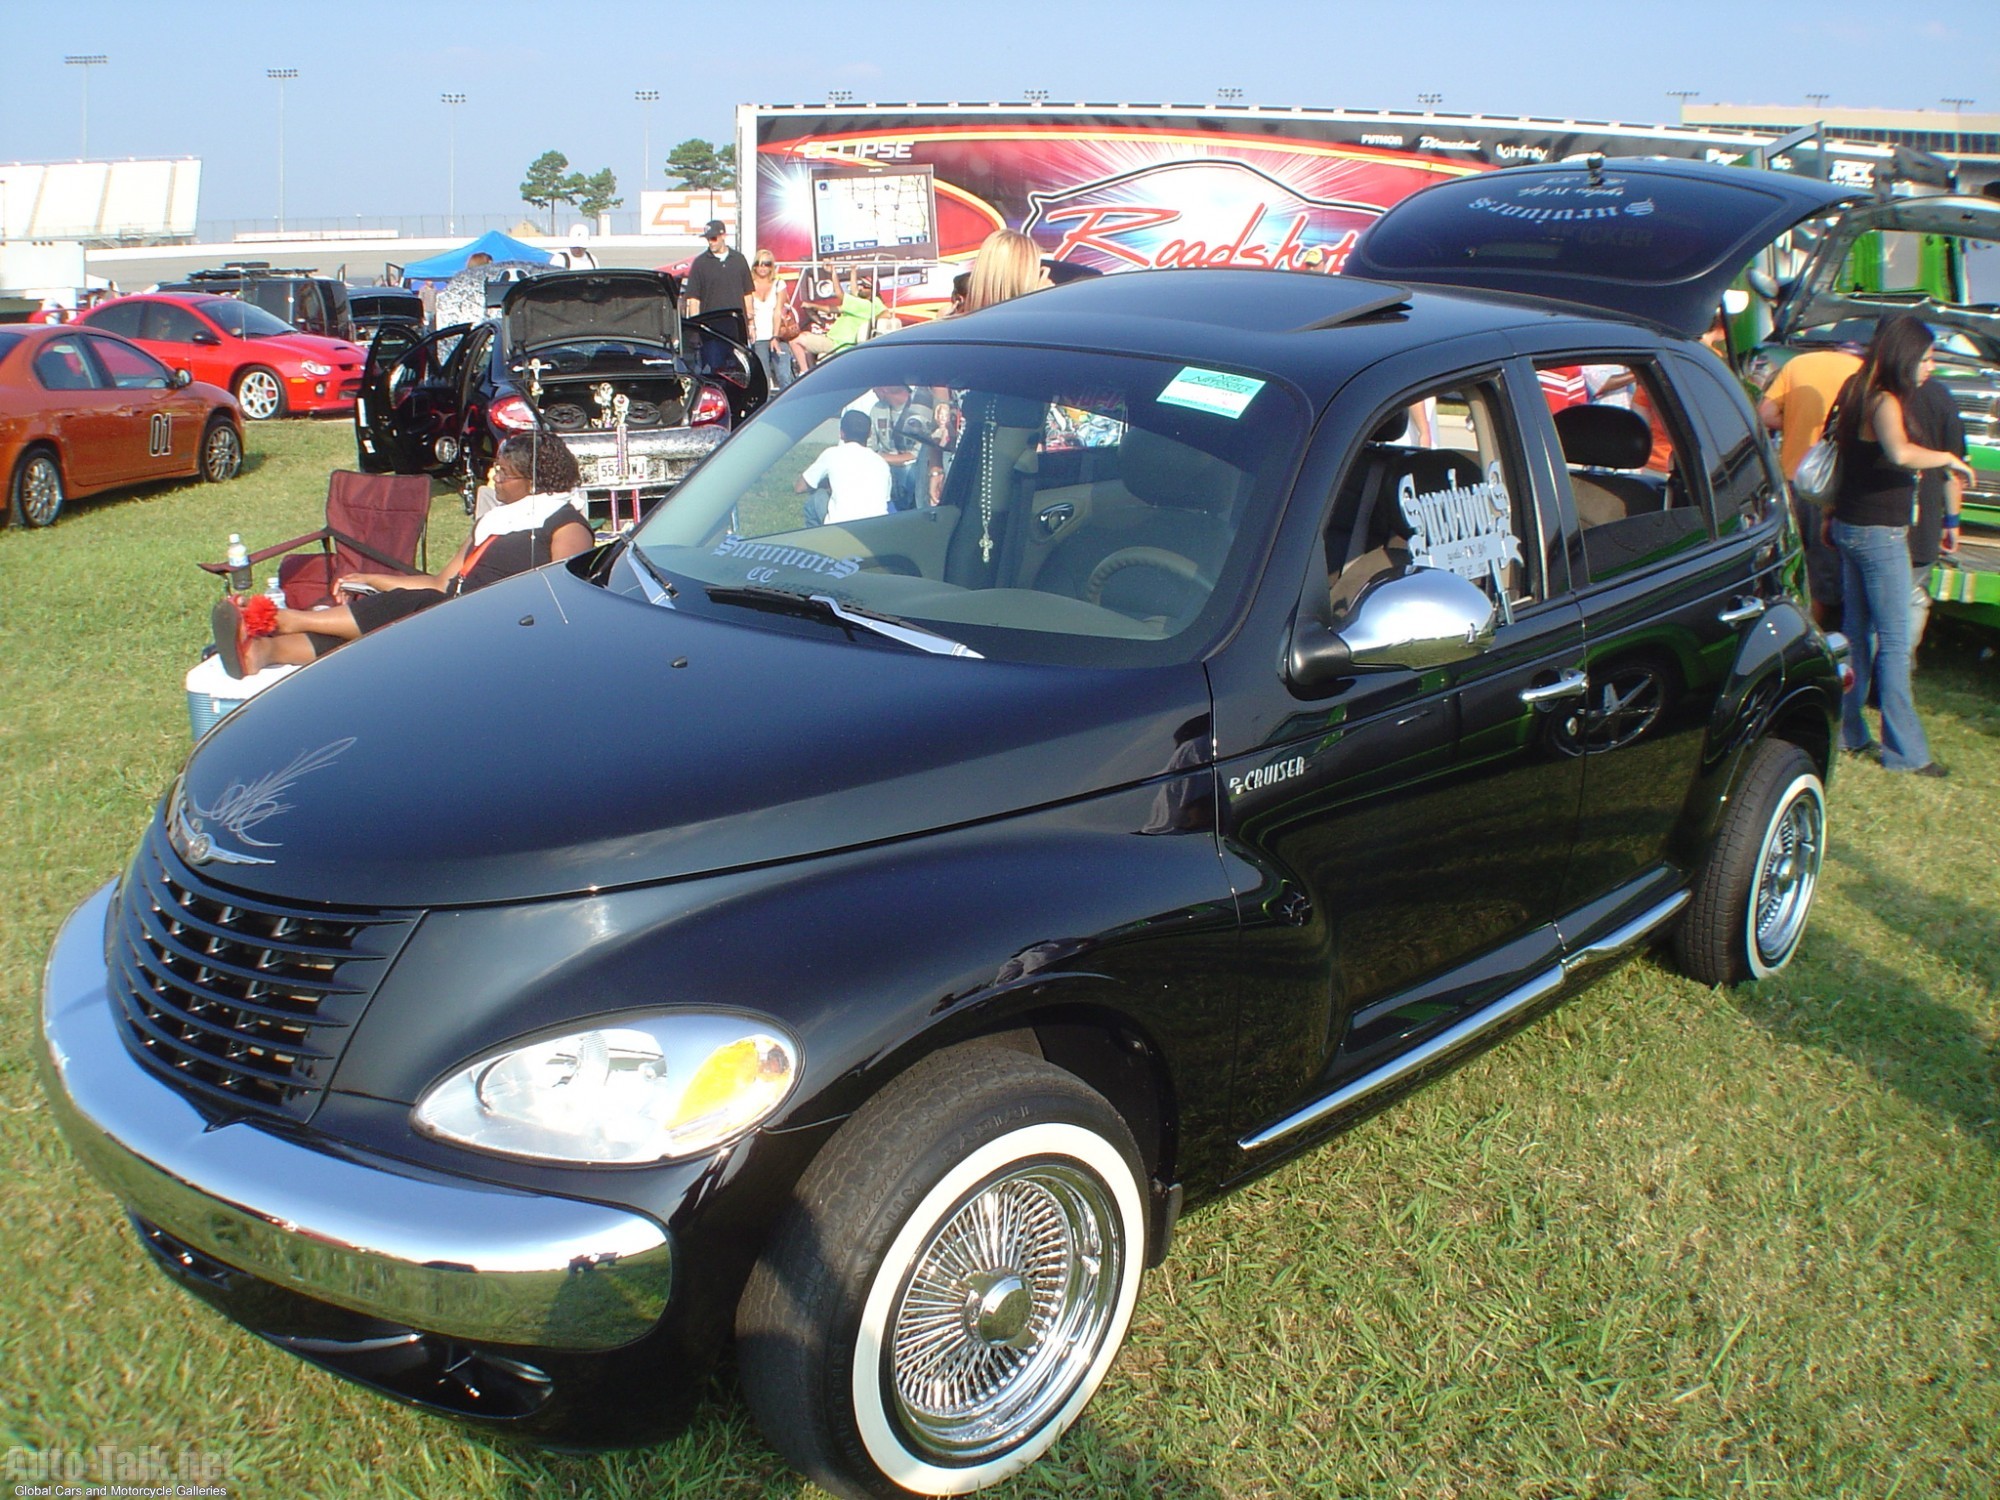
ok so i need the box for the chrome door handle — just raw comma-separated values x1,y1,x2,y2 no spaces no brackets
1718,597,1767,626
1519,669,1588,707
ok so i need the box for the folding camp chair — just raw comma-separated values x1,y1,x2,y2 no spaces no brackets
200,471,433,610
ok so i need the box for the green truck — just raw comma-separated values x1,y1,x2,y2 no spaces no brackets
1748,192,2000,629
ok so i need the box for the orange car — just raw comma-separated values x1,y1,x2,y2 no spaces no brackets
1,323,242,527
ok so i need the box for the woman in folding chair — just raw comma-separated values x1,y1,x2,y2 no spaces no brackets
212,435,592,678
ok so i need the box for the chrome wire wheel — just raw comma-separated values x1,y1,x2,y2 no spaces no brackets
1750,778,1823,975
13,451,63,527
235,368,283,420
202,420,242,482
887,1161,1122,1464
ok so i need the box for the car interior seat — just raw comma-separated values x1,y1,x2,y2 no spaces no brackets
1552,404,1660,525
1032,428,1242,626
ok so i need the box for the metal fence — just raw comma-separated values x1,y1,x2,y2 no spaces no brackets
192,211,649,243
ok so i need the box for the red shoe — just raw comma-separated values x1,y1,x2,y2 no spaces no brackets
210,594,277,679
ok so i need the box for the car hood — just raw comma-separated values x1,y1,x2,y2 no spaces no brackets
249,330,364,363
1347,156,1857,339
504,270,681,352
173,563,1210,908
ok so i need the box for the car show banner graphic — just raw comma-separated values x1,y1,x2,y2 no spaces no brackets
742,105,1888,311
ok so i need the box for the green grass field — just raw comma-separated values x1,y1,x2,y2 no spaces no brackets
1,422,1995,1498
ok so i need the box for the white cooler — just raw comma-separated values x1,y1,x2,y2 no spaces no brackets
185,655,298,739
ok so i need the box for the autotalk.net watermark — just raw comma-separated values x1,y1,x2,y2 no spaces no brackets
5,1445,231,1497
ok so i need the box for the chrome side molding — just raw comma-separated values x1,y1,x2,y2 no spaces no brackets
1239,890,1690,1154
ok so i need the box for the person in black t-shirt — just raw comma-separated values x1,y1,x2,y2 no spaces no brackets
1904,375,1967,648
212,436,592,677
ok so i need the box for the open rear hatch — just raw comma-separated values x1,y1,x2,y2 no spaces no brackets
1345,156,1858,339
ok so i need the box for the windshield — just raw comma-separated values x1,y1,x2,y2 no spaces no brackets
630,343,1306,667
200,299,295,338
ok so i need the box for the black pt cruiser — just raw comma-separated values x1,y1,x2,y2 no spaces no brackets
41,160,1854,1499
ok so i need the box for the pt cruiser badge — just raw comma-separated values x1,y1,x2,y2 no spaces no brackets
42,159,1851,1499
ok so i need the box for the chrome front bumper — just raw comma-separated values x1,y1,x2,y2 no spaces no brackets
38,883,673,1353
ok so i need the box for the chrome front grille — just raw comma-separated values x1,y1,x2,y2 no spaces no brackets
109,823,417,1119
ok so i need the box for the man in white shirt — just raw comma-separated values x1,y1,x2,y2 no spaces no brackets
795,410,892,524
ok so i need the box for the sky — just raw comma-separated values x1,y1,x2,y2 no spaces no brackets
2,0,1995,227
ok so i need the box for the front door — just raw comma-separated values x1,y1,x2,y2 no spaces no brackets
1224,360,1586,1151
356,323,463,475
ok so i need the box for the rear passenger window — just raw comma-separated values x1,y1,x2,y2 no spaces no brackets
1672,354,1778,536
1536,357,1709,585
1326,378,1541,624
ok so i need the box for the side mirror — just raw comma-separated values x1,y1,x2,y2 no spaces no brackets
1746,268,1782,301
170,368,193,389
1289,567,1497,688
192,330,221,347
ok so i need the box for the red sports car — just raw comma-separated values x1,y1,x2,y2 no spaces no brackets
78,293,365,420
0,324,242,527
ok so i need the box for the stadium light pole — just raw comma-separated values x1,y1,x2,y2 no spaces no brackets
268,68,298,232
1805,92,1829,110
1024,88,1049,105
1417,91,1442,109
635,90,659,187
1216,87,1243,103
1667,89,1698,122
440,93,466,234
64,55,107,160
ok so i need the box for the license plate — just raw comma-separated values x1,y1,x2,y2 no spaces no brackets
592,454,662,485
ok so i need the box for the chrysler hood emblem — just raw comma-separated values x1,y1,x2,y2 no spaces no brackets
169,738,357,868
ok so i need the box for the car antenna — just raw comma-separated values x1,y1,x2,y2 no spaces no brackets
1586,154,1606,187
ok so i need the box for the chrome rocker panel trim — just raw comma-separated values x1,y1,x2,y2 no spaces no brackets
38,883,673,1353
1239,891,1690,1153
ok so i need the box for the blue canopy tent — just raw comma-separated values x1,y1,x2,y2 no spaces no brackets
399,230,555,286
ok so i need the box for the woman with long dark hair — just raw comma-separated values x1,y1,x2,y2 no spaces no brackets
1828,314,1975,776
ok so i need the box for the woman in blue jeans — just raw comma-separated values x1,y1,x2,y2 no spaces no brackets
1828,316,1976,776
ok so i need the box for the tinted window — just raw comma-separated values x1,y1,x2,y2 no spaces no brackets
1672,354,1777,536
1325,378,1544,622
0,331,22,364
144,303,210,343
1536,357,1709,584
200,299,294,338
1362,167,1808,286
85,301,145,337
85,335,170,389
633,343,1308,668
34,337,104,392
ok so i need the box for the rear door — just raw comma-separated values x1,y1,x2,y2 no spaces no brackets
1512,339,1782,947
30,334,123,490
1346,158,1857,339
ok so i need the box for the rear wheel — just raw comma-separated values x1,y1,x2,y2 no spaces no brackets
233,367,286,421
737,1047,1147,1499
200,416,243,482
9,449,64,528
1675,739,1824,985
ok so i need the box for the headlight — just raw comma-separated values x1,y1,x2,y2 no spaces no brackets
301,359,332,376
413,1012,799,1164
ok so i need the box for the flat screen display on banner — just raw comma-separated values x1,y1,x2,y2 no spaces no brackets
811,166,939,260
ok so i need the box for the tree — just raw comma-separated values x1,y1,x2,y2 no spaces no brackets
575,168,622,219
665,138,736,192
520,150,575,233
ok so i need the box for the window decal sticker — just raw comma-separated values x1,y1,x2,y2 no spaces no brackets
1397,459,1522,600
1159,367,1265,419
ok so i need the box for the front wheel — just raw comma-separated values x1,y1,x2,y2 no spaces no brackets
1675,739,1825,985
737,1047,1147,1499
200,416,243,483
10,449,64,528
233,366,286,421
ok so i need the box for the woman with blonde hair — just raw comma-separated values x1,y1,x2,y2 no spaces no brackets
963,229,1050,313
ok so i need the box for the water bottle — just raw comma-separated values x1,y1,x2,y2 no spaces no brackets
263,576,287,610
225,534,251,593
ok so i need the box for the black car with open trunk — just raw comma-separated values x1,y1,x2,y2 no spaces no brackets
43,159,1851,1499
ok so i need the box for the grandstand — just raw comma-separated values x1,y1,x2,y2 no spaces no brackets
0,159,201,246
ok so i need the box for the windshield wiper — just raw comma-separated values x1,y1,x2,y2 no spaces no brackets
625,543,677,605
705,585,982,658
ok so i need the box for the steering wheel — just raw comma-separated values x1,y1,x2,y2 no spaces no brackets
1084,546,1210,609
